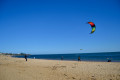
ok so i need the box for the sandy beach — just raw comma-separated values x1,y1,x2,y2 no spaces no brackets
0,55,120,80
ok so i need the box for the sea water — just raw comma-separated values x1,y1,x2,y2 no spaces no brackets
13,52,120,62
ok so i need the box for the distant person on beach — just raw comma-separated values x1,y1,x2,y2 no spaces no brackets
108,59,111,62
61,56,63,60
78,56,81,61
24,54,27,61
107,58,111,62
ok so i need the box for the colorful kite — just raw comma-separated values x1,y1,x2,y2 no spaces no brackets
88,22,96,34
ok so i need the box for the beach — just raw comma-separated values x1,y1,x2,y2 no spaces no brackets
0,55,120,80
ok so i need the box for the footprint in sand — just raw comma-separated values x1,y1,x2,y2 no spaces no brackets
72,77,76,79
97,65,100,66
64,74,70,79
60,66,66,68
72,66,76,68
18,72,21,74
91,76,96,80
91,78,96,80
64,74,67,76
44,67,49,68
52,66,57,70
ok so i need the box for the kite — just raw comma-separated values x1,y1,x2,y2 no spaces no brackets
80,49,83,50
88,22,96,34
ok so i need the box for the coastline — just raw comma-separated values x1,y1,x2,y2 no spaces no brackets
13,57,119,63
0,55,120,80
13,52,120,62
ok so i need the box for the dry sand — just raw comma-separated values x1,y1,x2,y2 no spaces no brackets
0,55,120,80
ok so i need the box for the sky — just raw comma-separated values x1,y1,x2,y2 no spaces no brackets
0,0,120,54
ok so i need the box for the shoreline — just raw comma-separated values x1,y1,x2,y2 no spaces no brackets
12,56,119,62
12,52,120,62
13,57,115,63
0,55,120,80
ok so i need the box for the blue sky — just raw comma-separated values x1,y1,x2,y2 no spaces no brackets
0,0,120,54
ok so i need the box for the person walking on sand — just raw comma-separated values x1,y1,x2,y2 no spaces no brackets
25,54,27,61
78,56,81,62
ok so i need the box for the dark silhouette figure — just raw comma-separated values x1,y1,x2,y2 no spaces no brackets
108,60,111,62
78,56,81,61
61,56,63,60
24,54,27,61
107,58,112,62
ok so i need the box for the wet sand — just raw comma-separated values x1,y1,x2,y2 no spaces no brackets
0,55,120,80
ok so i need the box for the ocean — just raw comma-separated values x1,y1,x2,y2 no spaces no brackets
13,52,120,62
